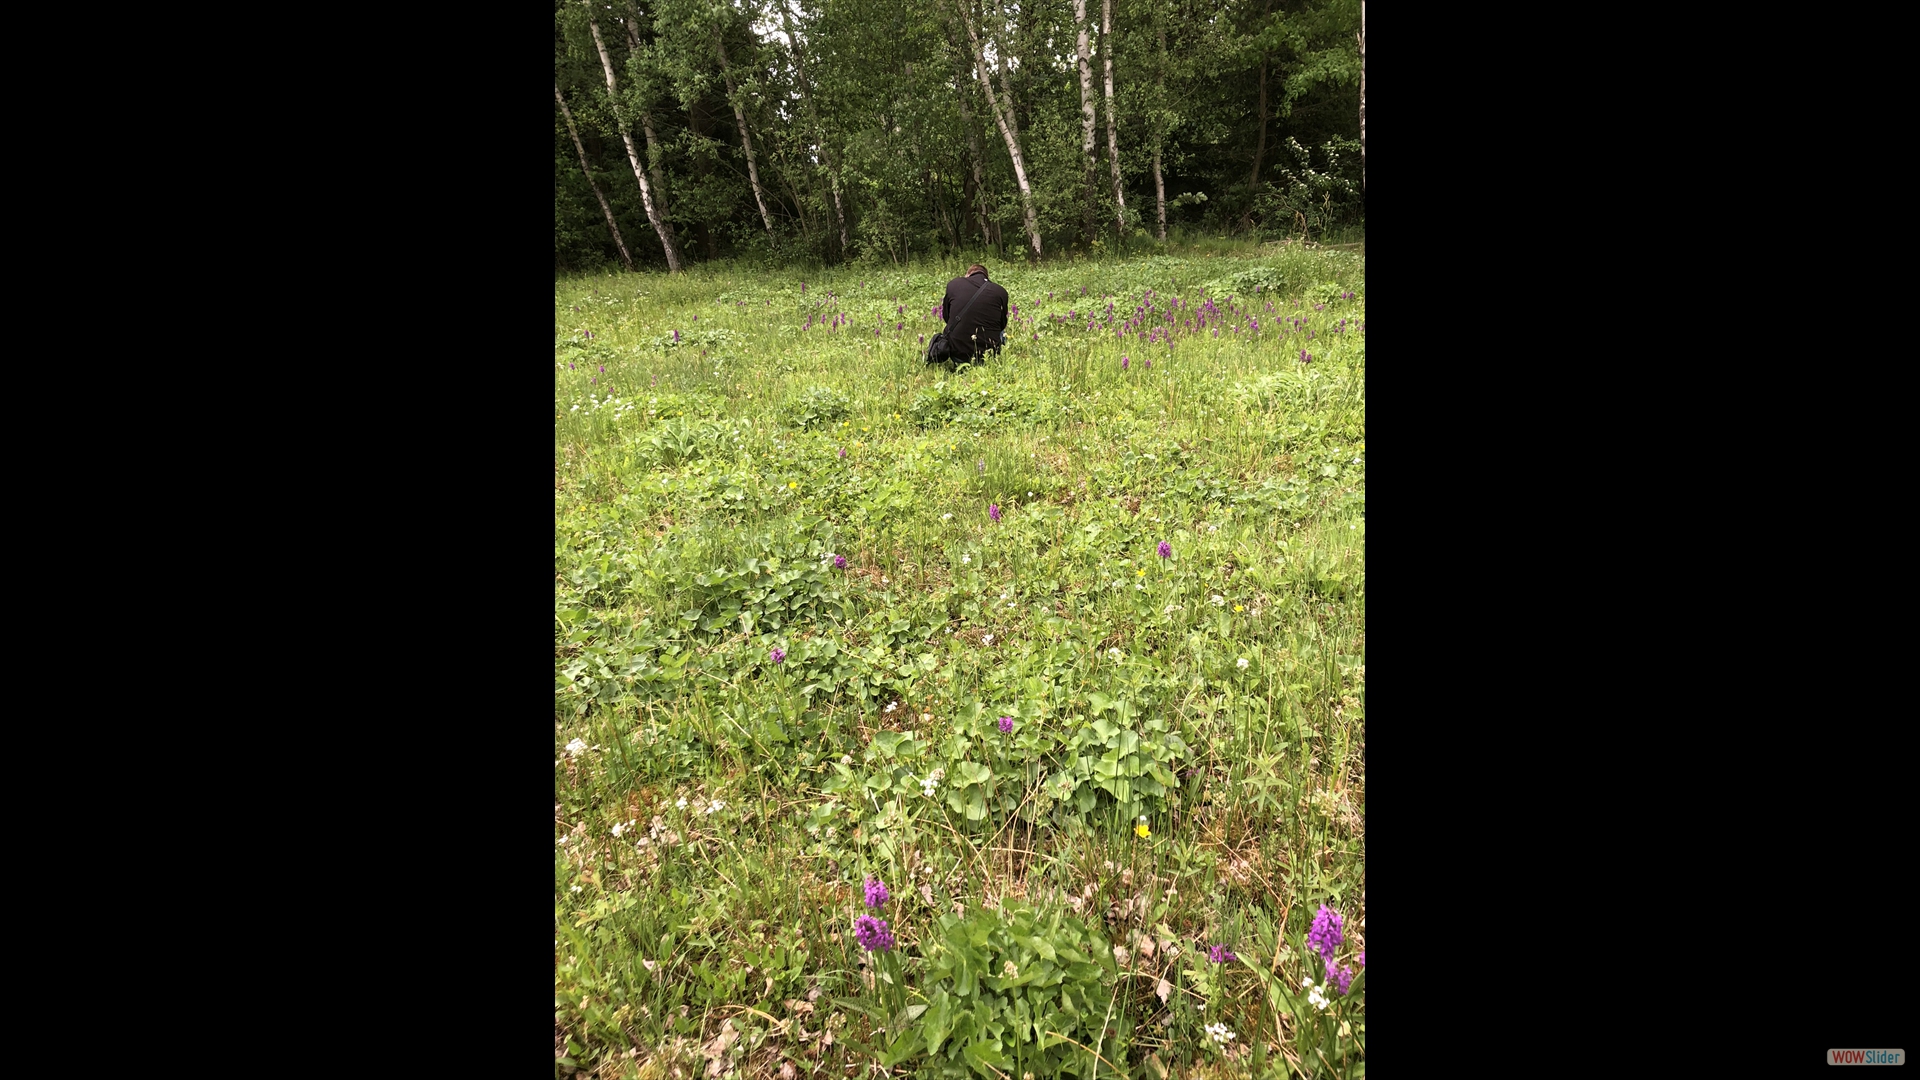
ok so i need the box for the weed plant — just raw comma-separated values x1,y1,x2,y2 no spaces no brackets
556,242,1365,1079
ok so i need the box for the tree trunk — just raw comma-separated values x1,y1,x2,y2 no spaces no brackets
625,4,679,225
1101,0,1126,241
556,82,635,271
778,2,850,258
715,31,777,245
1154,148,1166,240
1359,0,1366,193
955,0,1041,259
1245,0,1274,228
1074,0,1098,247
1154,19,1168,241
586,6,684,272
1251,56,1267,222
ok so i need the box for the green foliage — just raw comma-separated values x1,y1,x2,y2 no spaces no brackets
781,384,853,430
914,904,1127,1079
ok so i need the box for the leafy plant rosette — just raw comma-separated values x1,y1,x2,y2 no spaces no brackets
907,903,1130,1079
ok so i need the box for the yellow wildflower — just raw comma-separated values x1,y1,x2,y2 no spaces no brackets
1135,822,1151,839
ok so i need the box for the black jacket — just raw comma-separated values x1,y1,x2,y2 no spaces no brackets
940,274,1009,358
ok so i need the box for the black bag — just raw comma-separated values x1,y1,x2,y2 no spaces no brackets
926,277,990,364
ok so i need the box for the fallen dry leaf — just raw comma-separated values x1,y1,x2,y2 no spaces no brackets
1155,978,1172,1005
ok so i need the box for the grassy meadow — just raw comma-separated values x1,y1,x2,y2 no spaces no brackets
555,239,1366,1079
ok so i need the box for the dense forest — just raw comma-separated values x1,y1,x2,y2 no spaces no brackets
555,0,1363,271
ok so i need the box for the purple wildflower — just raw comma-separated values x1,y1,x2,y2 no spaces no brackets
1329,961,1355,995
1144,358,1151,370
673,329,680,343
854,914,895,952
1207,945,1237,964
770,647,786,664
998,716,1014,733
834,554,847,569
1299,349,1312,364
1158,540,1172,559
568,363,575,370
1121,355,1130,370
1307,905,1344,960
599,365,605,373
920,335,925,344
839,447,846,458
1357,951,1365,967
863,878,890,907
989,503,1001,523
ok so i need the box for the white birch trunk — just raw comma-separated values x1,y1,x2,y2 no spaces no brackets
716,32,777,243
1075,0,1098,245
1155,21,1169,241
1101,0,1127,240
956,0,1041,259
586,7,683,273
620,6,678,230
1155,148,1166,241
556,82,635,271
1359,0,1366,193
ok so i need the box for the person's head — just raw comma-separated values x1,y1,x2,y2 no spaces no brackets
965,263,988,279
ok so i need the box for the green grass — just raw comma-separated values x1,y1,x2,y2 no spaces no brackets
555,241,1366,1080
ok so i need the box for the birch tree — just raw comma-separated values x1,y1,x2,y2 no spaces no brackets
1101,0,1126,240
714,24,777,244
556,82,635,271
621,3,679,238
955,0,1041,258
1358,0,1365,192
585,3,684,272
1074,0,1098,246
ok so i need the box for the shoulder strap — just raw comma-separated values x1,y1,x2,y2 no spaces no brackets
949,277,989,325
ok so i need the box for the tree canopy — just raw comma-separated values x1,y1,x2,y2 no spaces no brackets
556,0,1363,271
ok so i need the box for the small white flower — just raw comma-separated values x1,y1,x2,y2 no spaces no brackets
943,513,954,521
1209,594,1226,606
706,800,724,815
841,754,853,764
611,821,627,837
1237,657,1249,670
565,738,588,755
676,797,688,809
983,634,994,645
885,701,898,713
1208,524,1218,534
1205,1022,1236,1045
961,554,971,564
1107,647,1123,661
1134,583,1144,591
